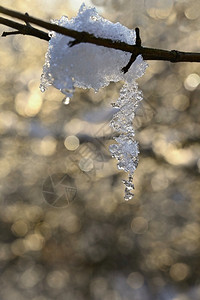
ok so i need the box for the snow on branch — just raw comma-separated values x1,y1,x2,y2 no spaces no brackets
1,5,200,63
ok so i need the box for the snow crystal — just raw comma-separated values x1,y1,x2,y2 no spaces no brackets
41,3,148,200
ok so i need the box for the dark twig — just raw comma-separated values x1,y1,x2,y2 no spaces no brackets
135,27,141,47
24,12,31,27
121,53,138,73
122,27,142,73
0,16,49,40
0,5,200,64
2,30,21,37
68,39,81,47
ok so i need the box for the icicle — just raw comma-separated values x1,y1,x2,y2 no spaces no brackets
109,82,143,200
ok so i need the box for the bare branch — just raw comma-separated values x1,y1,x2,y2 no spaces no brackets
0,5,200,63
0,16,49,40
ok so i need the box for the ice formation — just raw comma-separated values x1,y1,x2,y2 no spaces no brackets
109,83,144,200
41,3,148,200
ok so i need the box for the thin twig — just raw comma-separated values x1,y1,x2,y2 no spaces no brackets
0,16,49,40
122,27,142,73
2,30,21,36
0,5,200,63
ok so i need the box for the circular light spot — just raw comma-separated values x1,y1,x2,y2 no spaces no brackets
172,95,189,111
79,157,94,172
46,270,69,289
20,266,44,288
62,214,81,233
185,6,200,20
127,272,144,289
131,217,148,234
11,220,28,237
15,91,43,117
184,73,200,91
11,239,26,256
151,173,169,191
24,233,44,251
64,135,79,151
170,263,190,281
41,136,57,156
145,0,173,19
90,277,108,298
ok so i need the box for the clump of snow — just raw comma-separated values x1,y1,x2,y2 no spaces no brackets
41,3,148,200
40,3,147,97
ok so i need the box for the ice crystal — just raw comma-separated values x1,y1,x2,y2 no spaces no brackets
41,3,148,200
109,82,146,200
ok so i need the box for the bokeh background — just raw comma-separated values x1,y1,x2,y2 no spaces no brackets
0,0,200,299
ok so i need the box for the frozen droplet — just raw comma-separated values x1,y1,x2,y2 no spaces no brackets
40,84,45,93
124,191,134,201
62,97,71,105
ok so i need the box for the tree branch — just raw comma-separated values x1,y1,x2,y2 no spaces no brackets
1,5,200,64
0,16,49,41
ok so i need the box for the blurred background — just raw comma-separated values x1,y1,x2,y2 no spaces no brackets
0,0,200,299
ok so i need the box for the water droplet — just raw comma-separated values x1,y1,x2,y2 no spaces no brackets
40,85,45,93
62,97,71,105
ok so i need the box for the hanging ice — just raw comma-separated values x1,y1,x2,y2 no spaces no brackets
41,3,148,200
109,83,146,200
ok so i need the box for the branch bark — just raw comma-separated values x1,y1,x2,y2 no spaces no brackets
1,5,200,64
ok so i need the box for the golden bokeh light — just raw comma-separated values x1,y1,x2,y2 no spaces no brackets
172,95,190,111
79,157,94,172
24,233,44,251
127,272,144,289
31,136,57,156
11,220,28,237
170,263,190,282
15,91,43,117
46,270,69,289
90,277,108,298
131,217,148,234
64,135,80,151
184,73,200,91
